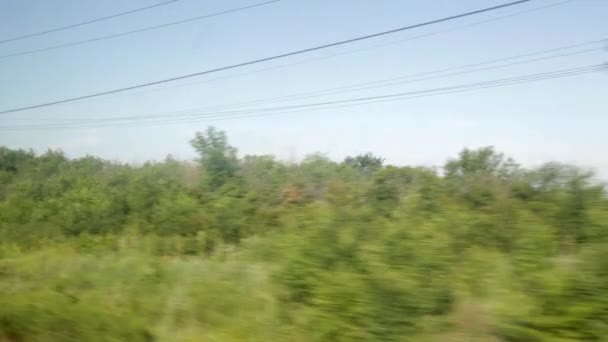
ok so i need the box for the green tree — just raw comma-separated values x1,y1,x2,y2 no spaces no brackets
190,127,239,190
343,153,384,174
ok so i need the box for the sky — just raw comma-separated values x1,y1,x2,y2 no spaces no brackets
0,0,606,176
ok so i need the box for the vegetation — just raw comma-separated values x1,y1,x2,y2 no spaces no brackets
1,127,607,341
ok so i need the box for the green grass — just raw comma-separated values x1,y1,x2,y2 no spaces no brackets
0,240,279,342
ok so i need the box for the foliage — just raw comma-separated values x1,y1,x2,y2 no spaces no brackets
0,127,606,341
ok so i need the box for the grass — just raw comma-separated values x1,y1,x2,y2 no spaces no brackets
0,238,278,342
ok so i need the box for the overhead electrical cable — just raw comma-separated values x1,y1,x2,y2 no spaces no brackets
92,64,608,128
158,42,604,113
102,65,608,121
0,0,532,115
0,0,179,44
0,0,280,60
2,64,605,130
9,41,601,124
70,0,574,105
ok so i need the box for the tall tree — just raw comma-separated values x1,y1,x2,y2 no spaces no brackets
190,127,239,191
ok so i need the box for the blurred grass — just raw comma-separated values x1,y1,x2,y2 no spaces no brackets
0,240,279,342
1,230,606,341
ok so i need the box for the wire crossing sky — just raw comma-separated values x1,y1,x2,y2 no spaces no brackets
0,0,280,60
2,63,605,130
1,40,603,128
0,0,179,44
0,0,529,115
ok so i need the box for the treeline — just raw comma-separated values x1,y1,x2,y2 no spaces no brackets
0,127,607,341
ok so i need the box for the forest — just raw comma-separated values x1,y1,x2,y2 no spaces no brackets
0,127,607,341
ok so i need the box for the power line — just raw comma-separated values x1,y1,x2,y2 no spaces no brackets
0,0,532,115
0,0,179,44
0,0,280,60
86,64,608,127
167,42,604,113
69,0,574,106
122,66,608,127
14,40,600,124
3,64,605,130
24,65,608,129
115,65,608,121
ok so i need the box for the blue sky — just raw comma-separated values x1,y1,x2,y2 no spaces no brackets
0,0,606,176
